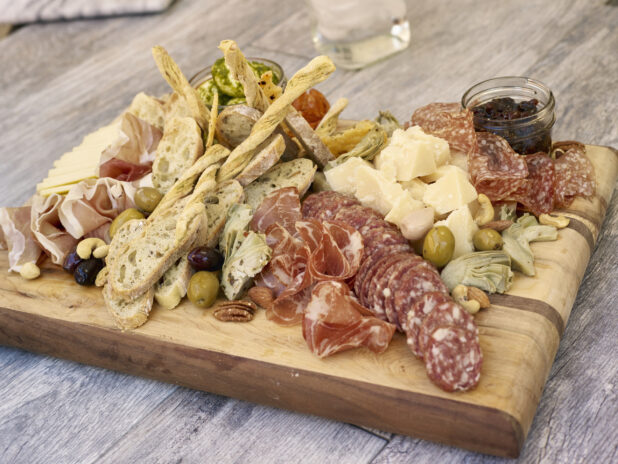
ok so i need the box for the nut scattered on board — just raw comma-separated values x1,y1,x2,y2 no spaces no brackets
539,213,569,229
247,286,274,309
76,238,108,259
19,262,41,280
213,300,257,322
452,284,491,315
95,267,108,287
474,194,494,226
480,220,513,232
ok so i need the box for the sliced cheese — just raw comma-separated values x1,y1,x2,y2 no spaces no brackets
422,165,478,215
384,191,424,227
37,121,119,195
324,157,370,196
353,164,405,216
375,126,450,182
435,205,478,259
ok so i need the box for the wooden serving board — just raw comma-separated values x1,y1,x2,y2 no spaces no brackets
0,145,616,458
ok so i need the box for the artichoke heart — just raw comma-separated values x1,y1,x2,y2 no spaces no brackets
221,231,272,300
375,110,402,137
440,251,513,294
219,204,253,259
325,125,388,170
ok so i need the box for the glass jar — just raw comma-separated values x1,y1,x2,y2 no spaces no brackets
189,57,286,108
461,77,555,154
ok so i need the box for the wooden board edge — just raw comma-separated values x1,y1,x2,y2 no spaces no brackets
0,305,524,458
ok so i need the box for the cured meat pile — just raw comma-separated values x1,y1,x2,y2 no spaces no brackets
410,103,596,215
302,191,482,392
252,187,395,358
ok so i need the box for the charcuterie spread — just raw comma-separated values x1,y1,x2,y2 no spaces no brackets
0,40,600,395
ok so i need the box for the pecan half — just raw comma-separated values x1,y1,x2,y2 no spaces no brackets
213,300,257,322
247,286,274,309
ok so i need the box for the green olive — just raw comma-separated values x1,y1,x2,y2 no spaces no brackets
187,271,219,308
422,226,455,268
109,208,144,238
473,228,504,251
134,187,163,213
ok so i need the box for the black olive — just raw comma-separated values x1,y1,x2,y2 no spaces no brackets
63,250,83,274
74,258,104,286
188,246,224,272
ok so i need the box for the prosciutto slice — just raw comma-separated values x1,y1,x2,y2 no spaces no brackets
30,194,78,265
303,281,396,358
255,188,365,326
251,187,302,235
554,146,595,208
98,112,162,181
58,177,137,239
0,206,42,272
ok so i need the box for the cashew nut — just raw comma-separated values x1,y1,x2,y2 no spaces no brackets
95,266,108,287
474,194,494,226
452,284,490,315
539,213,569,229
19,262,41,280
76,238,107,259
92,245,109,259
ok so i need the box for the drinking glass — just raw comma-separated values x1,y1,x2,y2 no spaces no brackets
306,0,410,70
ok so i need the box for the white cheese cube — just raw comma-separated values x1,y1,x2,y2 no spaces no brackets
384,191,424,227
399,178,428,201
422,165,478,215
420,165,454,183
324,157,370,196
375,126,450,182
354,164,405,216
435,205,479,259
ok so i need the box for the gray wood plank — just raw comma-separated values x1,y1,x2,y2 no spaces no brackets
0,347,178,464
96,387,387,464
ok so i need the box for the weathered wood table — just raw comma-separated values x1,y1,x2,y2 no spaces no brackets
0,0,616,462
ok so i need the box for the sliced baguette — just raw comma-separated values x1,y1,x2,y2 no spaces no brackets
203,179,244,247
103,284,154,330
244,158,317,210
127,92,165,131
154,255,193,310
235,134,285,187
153,117,204,194
96,218,146,287
108,198,205,299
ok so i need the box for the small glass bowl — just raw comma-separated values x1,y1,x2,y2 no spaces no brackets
462,76,555,154
189,57,286,108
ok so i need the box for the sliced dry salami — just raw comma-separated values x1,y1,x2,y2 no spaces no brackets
424,326,482,392
404,291,452,357
302,191,359,221
334,204,382,230
366,252,414,315
409,102,477,155
554,146,595,208
469,132,529,201
505,152,555,215
353,243,407,299
363,227,410,258
418,300,478,357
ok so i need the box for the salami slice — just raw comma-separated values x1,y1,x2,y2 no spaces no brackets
334,204,382,230
353,243,411,298
505,153,555,215
554,146,595,208
404,291,452,357
469,132,529,201
365,253,413,318
374,253,425,326
409,102,477,155
302,191,359,221
418,300,478,357
383,259,441,329
424,326,482,392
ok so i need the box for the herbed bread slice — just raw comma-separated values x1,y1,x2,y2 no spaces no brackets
152,116,204,194
244,158,317,210
235,134,285,187
154,255,193,310
103,284,154,330
108,197,206,299
96,218,147,287
127,92,166,131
